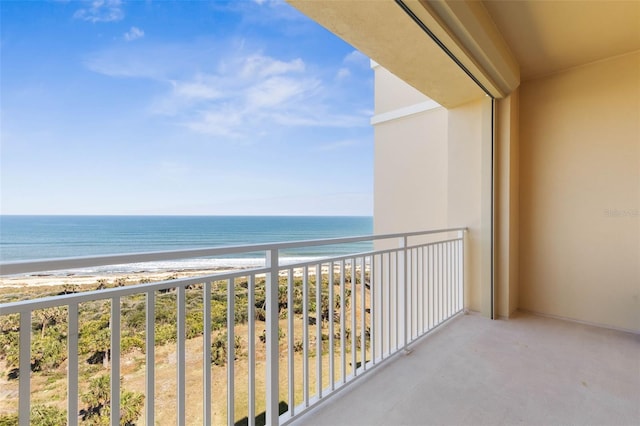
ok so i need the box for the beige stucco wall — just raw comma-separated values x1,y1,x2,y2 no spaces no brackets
447,98,493,314
496,89,520,318
508,90,520,317
519,51,640,332
373,65,493,315
373,64,436,116
374,111,449,234
373,67,449,235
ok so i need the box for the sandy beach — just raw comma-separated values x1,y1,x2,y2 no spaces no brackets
0,267,262,305
0,268,242,289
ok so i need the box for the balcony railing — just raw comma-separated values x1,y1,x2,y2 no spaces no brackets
0,228,466,426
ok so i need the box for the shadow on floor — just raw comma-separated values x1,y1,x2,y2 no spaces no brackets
235,401,288,426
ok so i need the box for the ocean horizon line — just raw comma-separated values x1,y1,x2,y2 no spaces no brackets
0,214,373,218
0,215,374,263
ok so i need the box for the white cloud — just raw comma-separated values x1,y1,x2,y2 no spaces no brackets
246,76,318,108
87,45,371,139
240,54,305,78
336,67,351,80
183,108,244,138
334,50,369,81
85,43,196,79
343,50,369,67
251,0,285,7
74,0,124,23
124,26,144,42
316,139,362,151
172,80,221,101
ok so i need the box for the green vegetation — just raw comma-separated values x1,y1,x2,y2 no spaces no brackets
0,270,370,424
80,375,144,425
0,404,66,426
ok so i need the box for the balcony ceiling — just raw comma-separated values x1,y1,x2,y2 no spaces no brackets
288,0,488,108
288,0,640,105
482,0,640,81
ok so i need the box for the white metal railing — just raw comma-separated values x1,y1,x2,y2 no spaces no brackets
0,228,466,426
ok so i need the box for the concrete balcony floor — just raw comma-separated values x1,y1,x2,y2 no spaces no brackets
291,312,639,426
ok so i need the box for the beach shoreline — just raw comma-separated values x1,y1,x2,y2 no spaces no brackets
0,260,357,305
0,267,248,289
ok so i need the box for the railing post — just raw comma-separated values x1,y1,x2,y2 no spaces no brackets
18,312,31,426
68,304,79,426
400,236,408,352
226,279,235,426
458,230,465,313
111,297,121,426
202,284,211,426
265,249,280,426
0,227,469,426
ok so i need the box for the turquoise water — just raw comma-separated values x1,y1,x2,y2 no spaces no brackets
0,216,373,271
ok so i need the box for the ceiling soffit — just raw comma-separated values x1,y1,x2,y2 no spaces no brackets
482,0,640,81
288,0,489,108
413,0,520,96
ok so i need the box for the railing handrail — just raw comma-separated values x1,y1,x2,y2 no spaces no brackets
0,226,467,426
0,234,467,315
0,227,466,276
0,267,271,315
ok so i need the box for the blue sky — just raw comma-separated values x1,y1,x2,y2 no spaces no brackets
0,0,373,216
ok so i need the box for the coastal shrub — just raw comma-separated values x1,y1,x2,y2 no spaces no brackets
121,333,145,353
95,279,108,290
79,316,111,366
31,331,67,372
211,333,227,366
81,302,108,322
254,293,266,311
211,289,227,303
81,374,110,418
154,295,177,324
0,320,18,363
186,311,204,339
185,289,202,308
234,298,249,324
61,283,78,294
0,325,67,375
0,414,17,426
118,391,145,425
211,332,242,366
258,328,285,344
80,374,144,425
210,301,227,327
33,307,67,338
278,285,288,312
30,404,66,426
155,323,176,345
0,314,20,333
0,334,19,377
122,303,146,331
289,282,304,315
0,405,65,426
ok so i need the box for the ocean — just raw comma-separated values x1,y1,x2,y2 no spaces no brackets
0,215,373,273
